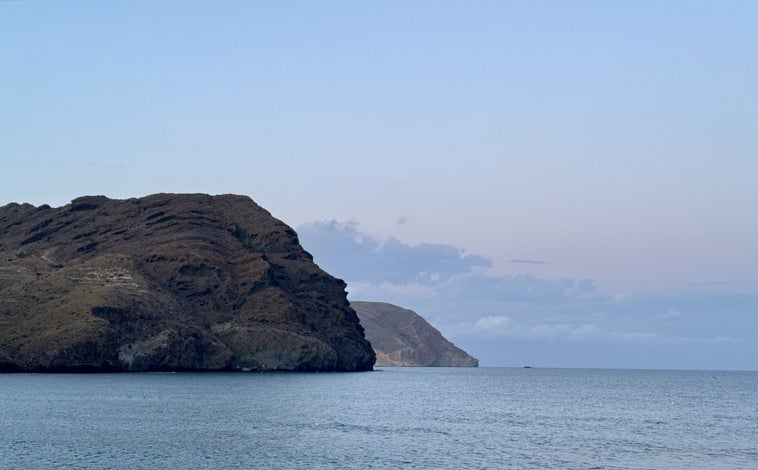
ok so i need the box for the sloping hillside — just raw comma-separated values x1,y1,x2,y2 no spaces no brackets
0,193,375,372
352,301,477,367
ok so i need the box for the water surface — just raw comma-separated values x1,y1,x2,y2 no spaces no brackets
2,368,756,469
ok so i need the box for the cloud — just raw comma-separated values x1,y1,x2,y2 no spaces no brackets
474,315,512,333
348,280,437,300
296,219,758,368
510,259,548,265
297,220,491,284
653,308,683,321
471,316,613,342
298,219,601,323
688,281,729,288
468,315,742,346
395,216,410,226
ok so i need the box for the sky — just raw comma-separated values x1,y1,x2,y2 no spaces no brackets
2,1,757,369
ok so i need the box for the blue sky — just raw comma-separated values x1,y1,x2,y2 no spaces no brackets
2,1,757,369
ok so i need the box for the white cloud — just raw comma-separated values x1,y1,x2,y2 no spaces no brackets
464,317,740,346
654,308,683,321
469,319,604,343
474,315,512,333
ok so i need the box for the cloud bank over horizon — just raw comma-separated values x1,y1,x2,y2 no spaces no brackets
298,220,758,370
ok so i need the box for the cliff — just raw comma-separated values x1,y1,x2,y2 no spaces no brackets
0,194,375,372
351,301,477,367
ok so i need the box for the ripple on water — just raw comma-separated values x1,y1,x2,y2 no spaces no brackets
1,368,757,469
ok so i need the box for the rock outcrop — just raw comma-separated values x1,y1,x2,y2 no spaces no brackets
0,194,375,372
351,301,477,367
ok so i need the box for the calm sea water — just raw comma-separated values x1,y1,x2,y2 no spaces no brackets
1,367,756,469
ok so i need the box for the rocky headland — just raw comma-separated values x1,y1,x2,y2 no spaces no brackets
0,194,375,372
351,301,478,367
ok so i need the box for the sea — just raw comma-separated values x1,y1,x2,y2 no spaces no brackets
1,367,756,469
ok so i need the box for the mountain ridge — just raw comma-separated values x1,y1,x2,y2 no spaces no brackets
352,301,478,367
0,193,375,372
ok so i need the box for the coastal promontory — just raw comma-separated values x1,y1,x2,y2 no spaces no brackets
351,301,478,367
0,194,375,372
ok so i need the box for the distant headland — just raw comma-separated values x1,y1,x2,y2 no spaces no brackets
352,301,478,367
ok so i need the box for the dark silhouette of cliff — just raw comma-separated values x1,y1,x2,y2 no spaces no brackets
0,194,375,372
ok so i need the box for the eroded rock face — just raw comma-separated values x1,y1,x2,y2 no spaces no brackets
0,194,375,372
351,301,477,367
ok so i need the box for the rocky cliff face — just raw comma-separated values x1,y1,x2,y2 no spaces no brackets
0,194,375,372
351,301,477,367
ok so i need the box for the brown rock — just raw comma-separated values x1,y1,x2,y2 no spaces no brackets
352,301,477,367
0,193,375,372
